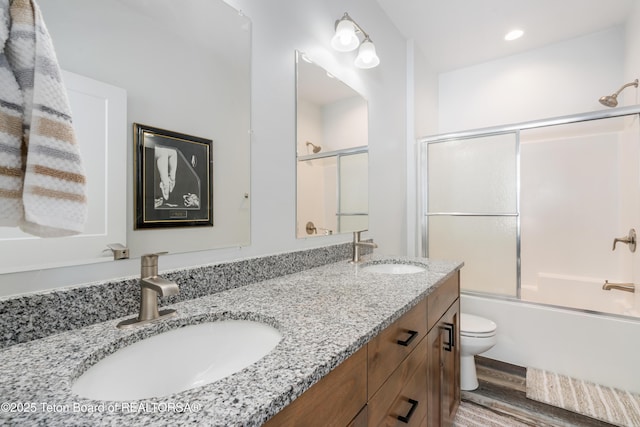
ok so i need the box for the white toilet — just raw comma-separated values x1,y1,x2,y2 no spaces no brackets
460,313,497,391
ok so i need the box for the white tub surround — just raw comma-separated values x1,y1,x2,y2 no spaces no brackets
462,294,640,394
522,273,639,317
0,256,462,426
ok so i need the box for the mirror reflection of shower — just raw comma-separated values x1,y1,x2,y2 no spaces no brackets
295,50,369,239
306,141,322,153
599,79,638,107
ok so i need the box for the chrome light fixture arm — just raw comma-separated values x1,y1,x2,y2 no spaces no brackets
334,12,371,42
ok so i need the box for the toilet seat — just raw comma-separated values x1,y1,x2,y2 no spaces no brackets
460,313,497,338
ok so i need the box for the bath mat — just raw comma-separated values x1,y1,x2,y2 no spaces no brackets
526,368,640,427
454,401,529,427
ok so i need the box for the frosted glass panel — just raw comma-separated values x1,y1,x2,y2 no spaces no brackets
428,216,518,297
520,122,622,286
428,133,517,213
339,215,368,233
338,152,368,233
339,153,368,212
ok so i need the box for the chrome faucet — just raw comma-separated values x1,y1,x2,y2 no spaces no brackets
117,252,179,329
351,230,378,263
602,280,635,293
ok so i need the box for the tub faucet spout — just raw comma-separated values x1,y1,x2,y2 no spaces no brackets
602,280,635,293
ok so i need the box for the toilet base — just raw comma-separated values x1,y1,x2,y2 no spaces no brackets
460,354,479,391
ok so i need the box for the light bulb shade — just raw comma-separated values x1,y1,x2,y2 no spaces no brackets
354,39,380,69
331,19,359,52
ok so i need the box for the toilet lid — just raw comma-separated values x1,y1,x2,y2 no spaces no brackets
461,313,497,335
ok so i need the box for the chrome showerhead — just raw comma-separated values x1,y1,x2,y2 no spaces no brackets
306,141,321,153
599,79,638,108
599,94,619,108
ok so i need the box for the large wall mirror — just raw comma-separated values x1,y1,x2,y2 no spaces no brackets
295,51,369,238
0,0,251,274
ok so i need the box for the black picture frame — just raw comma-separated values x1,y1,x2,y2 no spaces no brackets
134,123,213,229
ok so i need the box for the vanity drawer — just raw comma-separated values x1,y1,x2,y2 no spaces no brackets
367,337,428,427
264,345,367,427
427,272,459,332
367,298,427,398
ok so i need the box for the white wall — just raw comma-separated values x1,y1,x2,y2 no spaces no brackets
625,1,640,99
323,97,368,151
438,27,625,132
0,0,408,296
231,0,407,256
407,48,439,256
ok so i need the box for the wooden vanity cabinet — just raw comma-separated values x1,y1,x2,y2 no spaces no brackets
426,274,460,426
367,298,428,399
263,345,367,427
263,272,460,427
367,299,428,426
367,337,428,426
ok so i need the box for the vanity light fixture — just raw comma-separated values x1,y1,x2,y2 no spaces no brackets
331,12,380,69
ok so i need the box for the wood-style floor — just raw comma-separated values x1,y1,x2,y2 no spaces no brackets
457,357,614,427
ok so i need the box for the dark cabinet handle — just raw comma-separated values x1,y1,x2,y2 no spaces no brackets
396,329,418,347
397,398,419,423
440,322,455,352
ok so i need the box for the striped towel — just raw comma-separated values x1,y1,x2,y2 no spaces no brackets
0,0,87,237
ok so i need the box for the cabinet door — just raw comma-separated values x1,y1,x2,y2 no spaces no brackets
368,338,428,426
426,299,460,427
441,300,460,426
426,322,443,426
368,299,428,399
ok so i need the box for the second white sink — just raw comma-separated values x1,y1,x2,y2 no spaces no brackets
361,263,426,274
72,319,282,401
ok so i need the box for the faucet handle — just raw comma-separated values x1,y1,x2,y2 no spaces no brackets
141,252,168,265
612,229,636,252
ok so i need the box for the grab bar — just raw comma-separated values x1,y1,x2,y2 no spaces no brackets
602,280,635,293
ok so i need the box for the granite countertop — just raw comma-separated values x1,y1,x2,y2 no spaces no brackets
0,256,462,426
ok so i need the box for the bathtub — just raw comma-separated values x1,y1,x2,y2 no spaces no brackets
462,292,640,394
462,271,640,394
521,272,639,318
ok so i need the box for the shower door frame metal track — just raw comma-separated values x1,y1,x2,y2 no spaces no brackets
417,105,640,301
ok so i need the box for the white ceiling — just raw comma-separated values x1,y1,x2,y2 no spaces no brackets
376,0,635,72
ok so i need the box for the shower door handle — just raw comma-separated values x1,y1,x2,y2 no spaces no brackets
612,229,636,252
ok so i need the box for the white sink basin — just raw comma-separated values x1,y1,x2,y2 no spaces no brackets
361,263,425,274
72,320,282,401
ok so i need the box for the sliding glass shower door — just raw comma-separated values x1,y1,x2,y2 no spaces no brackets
425,132,519,297
420,108,640,317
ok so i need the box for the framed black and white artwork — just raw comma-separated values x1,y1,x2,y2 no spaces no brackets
134,123,213,229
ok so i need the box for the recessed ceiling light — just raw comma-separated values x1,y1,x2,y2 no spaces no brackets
505,29,524,41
